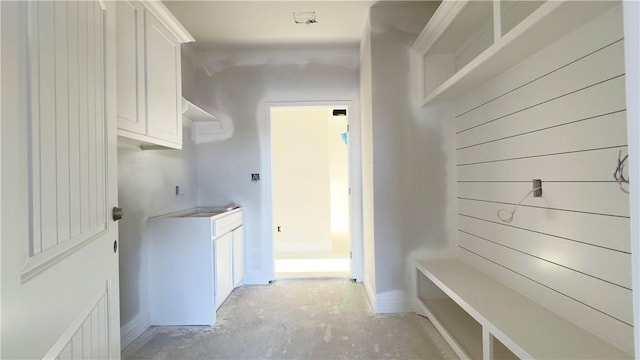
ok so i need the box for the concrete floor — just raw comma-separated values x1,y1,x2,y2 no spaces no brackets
122,280,457,360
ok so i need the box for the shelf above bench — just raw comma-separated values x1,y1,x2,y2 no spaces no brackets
413,0,619,106
416,259,630,359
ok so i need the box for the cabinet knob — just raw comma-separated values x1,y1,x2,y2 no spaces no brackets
112,207,124,222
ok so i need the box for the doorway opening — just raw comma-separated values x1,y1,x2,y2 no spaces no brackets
270,106,351,278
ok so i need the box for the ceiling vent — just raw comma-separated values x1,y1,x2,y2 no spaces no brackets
293,11,317,25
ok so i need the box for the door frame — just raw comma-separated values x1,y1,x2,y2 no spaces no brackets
264,100,363,282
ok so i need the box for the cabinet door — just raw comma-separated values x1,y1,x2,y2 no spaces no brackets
116,1,145,134
144,10,182,146
232,226,244,287
215,232,234,309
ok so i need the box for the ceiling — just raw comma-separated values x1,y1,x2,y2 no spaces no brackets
163,1,376,47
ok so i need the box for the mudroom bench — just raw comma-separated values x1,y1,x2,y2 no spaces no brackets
415,259,630,359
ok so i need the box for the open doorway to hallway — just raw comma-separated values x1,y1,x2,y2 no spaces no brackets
271,106,351,278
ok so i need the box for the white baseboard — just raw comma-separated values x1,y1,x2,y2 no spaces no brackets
374,296,413,314
242,271,272,285
121,312,151,350
363,280,376,312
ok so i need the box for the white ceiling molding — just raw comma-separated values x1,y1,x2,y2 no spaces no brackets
144,1,195,43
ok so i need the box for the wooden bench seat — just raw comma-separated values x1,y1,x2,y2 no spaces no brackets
415,259,630,359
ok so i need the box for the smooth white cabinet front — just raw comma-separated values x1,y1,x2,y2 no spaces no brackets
144,11,182,145
215,232,234,309
116,1,145,134
232,226,244,287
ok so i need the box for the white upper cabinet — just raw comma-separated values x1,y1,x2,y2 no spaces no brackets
116,1,145,134
413,0,619,106
116,1,193,149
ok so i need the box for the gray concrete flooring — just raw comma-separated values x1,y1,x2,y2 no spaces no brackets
122,279,457,360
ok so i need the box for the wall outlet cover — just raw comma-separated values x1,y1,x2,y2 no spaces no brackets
533,179,542,197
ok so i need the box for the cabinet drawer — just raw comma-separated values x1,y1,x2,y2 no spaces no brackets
212,211,243,237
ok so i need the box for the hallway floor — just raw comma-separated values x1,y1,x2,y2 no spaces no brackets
122,280,456,359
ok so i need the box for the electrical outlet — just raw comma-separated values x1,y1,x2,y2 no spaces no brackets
533,179,542,197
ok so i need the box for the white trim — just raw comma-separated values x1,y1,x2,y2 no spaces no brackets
21,227,107,282
363,278,376,312
265,100,364,283
141,1,194,43
373,294,413,314
412,1,467,53
120,312,151,350
242,271,271,286
622,2,640,358
0,1,3,355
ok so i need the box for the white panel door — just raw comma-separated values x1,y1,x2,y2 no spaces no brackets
144,10,181,146
1,1,120,358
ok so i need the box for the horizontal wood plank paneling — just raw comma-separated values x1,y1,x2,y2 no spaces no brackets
453,3,632,353
458,198,630,253
458,216,631,288
457,147,627,182
457,111,627,165
458,182,629,217
459,232,633,325
459,250,634,351
455,39,625,133
456,76,626,149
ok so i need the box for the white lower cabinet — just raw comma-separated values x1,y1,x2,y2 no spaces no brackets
232,226,244,287
214,232,234,310
148,208,243,325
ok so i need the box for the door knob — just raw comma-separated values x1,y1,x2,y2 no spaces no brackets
112,207,124,221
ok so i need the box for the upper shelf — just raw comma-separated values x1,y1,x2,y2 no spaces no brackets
182,98,218,123
413,0,619,106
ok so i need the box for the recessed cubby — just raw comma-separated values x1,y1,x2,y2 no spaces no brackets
417,269,483,359
492,336,519,360
413,0,619,106
500,1,544,36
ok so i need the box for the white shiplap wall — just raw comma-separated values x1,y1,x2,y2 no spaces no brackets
454,4,633,353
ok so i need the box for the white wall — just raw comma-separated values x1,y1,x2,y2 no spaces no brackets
455,5,632,353
188,46,360,284
362,2,455,313
117,128,199,348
